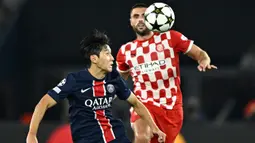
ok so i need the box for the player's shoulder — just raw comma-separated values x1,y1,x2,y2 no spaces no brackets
65,69,91,82
168,30,189,40
64,72,77,81
106,68,123,83
119,41,136,53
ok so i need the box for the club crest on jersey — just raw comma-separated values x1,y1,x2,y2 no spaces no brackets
106,84,115,93
156,44,164,52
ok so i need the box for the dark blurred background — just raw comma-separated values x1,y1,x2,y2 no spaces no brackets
1,0,255,142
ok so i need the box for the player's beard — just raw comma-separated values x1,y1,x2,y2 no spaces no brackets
133,22,151,36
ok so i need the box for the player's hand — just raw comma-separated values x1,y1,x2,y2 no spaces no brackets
197,59,217,72
152,129,166,143
26,133,38,143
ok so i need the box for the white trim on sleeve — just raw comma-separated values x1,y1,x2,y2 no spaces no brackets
184,40,194,54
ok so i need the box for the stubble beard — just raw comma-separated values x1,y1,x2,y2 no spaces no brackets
133,26,151,36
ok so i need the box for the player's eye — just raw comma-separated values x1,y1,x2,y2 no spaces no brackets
133,14,139,19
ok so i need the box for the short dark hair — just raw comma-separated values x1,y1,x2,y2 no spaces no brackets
80,29,110,67
130,3,148,14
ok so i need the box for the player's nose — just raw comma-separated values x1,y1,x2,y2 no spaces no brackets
110,54,114,61
138,15,145,22
138,18,144,23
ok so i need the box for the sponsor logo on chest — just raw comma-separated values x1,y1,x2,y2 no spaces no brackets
84,96,113,110
133,60,166,74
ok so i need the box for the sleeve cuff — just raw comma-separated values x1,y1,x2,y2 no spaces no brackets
117,67,130,73
184,40,194,54
47,91,59,102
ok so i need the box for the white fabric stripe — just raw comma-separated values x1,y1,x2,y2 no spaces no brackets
154,34,162,43
109,121,116,140
116,67,130,73
166,31,171,39
142,41,149,47
92,80,95,97
131,42,138,51
162,39,175,58
94,110,107,143
141,90,147,99
136,46,144,57
139,98,177,110
184,40,194,54
53,87,61,94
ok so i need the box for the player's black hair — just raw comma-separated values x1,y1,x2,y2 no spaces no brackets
130,3,148,14
80,29,110,68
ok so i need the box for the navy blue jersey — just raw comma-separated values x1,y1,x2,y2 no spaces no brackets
47,68,131,143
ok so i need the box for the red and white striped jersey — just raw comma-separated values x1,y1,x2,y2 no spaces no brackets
116,30,193,110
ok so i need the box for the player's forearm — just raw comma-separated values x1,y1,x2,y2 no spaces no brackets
132,101,160,132
119,72,130,80
187,44,211,64
28,102,48,135
197,50,210,64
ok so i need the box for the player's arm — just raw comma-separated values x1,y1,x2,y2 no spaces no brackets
27,75,75,143
119,72,130,80
115,74,165,142
186,44,217,71
26,94,57,143
126,93,159,132
170,30,217,72
126,93,166,142
28,94,56,136
116,45,130,80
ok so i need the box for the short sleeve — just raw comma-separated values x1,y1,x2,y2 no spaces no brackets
170,30,194,54
115,76,131,100
47,73,76,102
116,45,130,73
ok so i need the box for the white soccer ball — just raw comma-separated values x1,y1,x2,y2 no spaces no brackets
144,2,175,32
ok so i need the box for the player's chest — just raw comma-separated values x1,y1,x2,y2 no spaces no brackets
73,81,117,110
125,40,175,67
74,82,116,99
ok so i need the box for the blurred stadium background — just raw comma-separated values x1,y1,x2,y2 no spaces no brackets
0,0,255,142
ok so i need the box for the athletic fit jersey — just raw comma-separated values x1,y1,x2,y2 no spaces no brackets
47,68,131,143
116,30,193,110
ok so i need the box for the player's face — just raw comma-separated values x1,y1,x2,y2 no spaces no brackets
130,7,150,36
97,45,114,72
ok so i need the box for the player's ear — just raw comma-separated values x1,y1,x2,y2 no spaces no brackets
90,55,98,64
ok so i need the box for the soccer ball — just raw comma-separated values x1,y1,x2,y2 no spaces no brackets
144,2,175,32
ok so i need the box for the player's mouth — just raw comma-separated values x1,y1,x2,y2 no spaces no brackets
109,63,113,68
137,23,145,28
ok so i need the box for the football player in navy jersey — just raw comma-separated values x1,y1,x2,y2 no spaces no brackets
26,29,166,143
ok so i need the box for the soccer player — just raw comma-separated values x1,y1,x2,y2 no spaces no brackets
26,30,166,143
116,3,217,143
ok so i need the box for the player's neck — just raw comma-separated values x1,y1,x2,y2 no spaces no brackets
136,31,154,41
87,66,106,80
